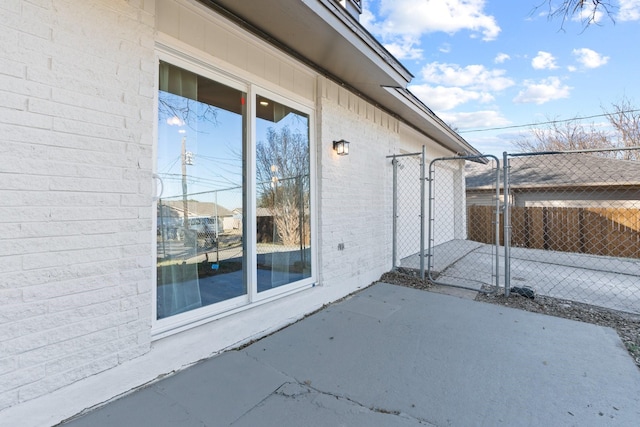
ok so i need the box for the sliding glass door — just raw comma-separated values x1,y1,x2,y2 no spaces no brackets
155,59,314,324
255,95,311,292
156,61,246,319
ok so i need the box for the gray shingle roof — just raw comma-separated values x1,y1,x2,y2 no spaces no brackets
160,200,233,217
466,154,640,190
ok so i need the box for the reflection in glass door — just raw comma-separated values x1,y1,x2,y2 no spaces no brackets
255,95,312,292
156,61,246,319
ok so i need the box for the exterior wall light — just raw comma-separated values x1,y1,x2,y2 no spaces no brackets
333,139,350,156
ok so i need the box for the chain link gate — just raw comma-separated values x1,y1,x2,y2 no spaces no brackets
390,148,426,275
502,148,640,314
428,155,501,291
390,148,502,292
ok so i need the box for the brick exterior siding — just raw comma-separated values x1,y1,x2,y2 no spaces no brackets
0,0,462,420
0,0,156,410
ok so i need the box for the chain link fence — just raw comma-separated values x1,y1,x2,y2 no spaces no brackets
502,150,640,314
393,147,640,315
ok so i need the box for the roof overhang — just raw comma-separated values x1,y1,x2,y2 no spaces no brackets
198,0,480,156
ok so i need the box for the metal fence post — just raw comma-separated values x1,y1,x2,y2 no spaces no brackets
493,160,501,289
503,151,511,297
420,145,426,280
392,157,398,269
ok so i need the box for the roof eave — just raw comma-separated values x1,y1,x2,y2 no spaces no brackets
200,0,478,155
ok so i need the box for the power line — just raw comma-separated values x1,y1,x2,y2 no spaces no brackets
458,109,640,134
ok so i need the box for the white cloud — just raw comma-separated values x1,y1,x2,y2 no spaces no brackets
359,7,378,32
618,0,640,21
513,77,572,104
420,62,515,92
572,7,605,24
494,53,510,64
383,38,424,60
531,51,558,70
364,0,501,43
569,0,640,23
439,43,452,53
438,110,510,131
409,84,494,111
572,48,609,69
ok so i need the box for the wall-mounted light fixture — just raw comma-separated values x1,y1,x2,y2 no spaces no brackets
333,139,350,156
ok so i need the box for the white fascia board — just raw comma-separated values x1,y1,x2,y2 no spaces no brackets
382,86,481,156
311,0,413,87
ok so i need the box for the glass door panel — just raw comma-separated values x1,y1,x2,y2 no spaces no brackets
156,61,246,319
255,95,312,292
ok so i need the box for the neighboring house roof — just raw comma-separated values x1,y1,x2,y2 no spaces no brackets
466,154,640,191
233,207,274,217
256,207,272,217
201,0,479,156
161,200,234,217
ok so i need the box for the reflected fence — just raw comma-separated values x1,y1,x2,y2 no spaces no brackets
157,185,243,267
391,147,640,315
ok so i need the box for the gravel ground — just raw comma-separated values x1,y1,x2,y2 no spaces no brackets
379,270,640,370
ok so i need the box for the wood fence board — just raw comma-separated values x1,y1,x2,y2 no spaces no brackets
468,206,640,259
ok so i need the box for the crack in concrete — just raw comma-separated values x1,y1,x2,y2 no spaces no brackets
273,381,438,426
238,339,439,425
236,348,438,425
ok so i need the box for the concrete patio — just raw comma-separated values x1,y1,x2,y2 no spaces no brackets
59,282,640,426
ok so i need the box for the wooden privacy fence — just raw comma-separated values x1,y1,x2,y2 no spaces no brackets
468,205,640,259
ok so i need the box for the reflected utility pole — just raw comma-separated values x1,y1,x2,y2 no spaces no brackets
182,136,189,227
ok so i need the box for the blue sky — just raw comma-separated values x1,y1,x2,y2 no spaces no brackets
360,0,640,156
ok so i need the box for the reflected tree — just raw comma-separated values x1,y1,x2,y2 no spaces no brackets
256,125,310,246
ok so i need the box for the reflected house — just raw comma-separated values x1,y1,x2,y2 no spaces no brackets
161,200,232,232
0,0,482,423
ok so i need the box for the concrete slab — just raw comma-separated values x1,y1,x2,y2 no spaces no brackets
64,351,291,427
429,284,478,300
231,382,427,427
63,283,640,427
402,239,640,314
399,240,486,274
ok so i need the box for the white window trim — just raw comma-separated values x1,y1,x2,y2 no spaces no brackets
151,46,318,339
250,85,318,304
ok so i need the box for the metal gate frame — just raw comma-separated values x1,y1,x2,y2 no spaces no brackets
389,146,426,275
390,149,502,289
427,154,502,291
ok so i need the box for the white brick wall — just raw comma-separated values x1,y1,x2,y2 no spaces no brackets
0,0,156,411
317,79,400,288
0,0,466,419
317,79,461,280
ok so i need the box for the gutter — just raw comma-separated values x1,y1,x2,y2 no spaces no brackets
383,86,481,157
